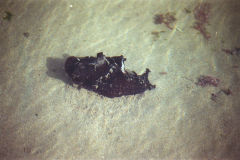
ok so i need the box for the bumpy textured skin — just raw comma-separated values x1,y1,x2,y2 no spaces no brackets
65,52,156,98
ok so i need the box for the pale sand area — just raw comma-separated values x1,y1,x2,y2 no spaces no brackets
1,0,240,159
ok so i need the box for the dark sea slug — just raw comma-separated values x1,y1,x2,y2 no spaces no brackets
65,52,156,98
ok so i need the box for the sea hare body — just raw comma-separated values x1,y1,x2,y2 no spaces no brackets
65,52,156,98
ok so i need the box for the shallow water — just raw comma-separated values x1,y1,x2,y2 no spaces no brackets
1,0,240,159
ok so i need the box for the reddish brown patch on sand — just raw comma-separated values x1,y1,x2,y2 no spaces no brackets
196,75,220,87
193,3,211,39
154,12,176,30
222,48,240,56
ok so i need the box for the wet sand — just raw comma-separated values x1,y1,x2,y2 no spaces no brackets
1,0,240,159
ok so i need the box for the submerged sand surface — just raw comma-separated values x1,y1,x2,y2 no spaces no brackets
1,0,240,159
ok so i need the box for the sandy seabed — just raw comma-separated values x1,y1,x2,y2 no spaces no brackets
0,0,240,159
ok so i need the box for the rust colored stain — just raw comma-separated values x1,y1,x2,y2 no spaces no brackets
153,12,176,30
196,75,220,87
193,3,211,39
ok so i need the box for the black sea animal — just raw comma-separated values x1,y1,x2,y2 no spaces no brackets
65,52,156,98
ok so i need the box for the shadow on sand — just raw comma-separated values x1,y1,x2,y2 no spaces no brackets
46,55,72,85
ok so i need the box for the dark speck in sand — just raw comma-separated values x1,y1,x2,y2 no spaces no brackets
23,32,30,38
